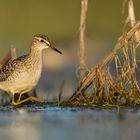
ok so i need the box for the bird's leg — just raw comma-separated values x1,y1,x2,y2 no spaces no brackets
24,96,46,103
32,89,37,97
11,95,17,106
11,93,22,106
18,94,22,102
11,94,46,106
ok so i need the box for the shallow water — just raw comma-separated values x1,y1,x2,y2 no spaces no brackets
0,107,140,140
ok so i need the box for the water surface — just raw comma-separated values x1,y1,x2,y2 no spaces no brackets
0,107,139,140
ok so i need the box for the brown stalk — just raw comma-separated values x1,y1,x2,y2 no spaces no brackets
10,47,17,60
0,47,17,67
70,22,140,100
79,0,88,82
127,0,140,42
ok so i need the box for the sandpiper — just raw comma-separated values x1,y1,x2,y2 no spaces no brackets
0,34,62,105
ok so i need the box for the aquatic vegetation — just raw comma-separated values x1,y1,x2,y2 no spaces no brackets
64,22,140,107
57,0,140,107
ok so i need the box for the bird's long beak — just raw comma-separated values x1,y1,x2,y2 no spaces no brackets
50,44,62,54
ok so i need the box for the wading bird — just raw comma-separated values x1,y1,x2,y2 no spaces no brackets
0,34,62,105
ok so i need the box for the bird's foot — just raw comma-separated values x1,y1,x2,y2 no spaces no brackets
11,95,46,106
28,96,46,103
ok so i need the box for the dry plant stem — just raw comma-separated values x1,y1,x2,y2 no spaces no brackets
127,0,136,27
70,22,140,100
79,0,88,82
58,80,65,104
127,0,140,42
10,47,17,60
0,47,17,67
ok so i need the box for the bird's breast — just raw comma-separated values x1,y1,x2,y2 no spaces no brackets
5,59,42,94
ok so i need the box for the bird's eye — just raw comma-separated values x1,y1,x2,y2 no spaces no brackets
40,40,44,43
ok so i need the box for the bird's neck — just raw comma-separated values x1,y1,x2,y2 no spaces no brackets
28,45,43,67
26,45,43,83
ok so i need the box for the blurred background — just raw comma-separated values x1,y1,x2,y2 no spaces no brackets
0,0,140,100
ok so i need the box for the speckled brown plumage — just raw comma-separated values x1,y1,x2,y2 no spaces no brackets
0,34,62,105
0,55,27,82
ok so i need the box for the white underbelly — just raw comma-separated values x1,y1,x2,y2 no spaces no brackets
0,69,41,94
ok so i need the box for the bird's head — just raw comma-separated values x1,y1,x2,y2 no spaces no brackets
32,34,62,54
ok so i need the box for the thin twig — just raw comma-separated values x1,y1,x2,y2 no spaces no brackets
10,46,17,60
127,0,136,27
0,47,17,67
79,0,88,82
58,80,65,105
127,0,140,42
